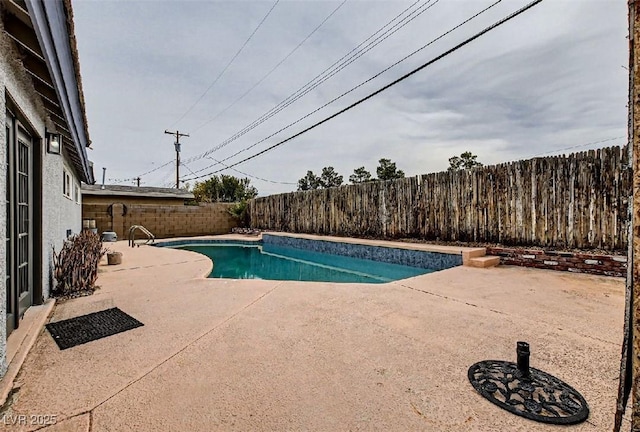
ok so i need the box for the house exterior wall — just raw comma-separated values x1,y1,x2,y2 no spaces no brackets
0,22,45,375
42,153,82,299
60,160,83,241
0,16,83,373
0,32,9,379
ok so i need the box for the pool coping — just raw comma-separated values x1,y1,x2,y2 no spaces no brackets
153,232,487,267
263,232,487,265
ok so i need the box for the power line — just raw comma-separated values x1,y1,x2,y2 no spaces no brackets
114,154,197,187
170,0,281,128
142,0,437,173
183,0,441,161
158,163,178,187
188,0,349,134
184,0,504,178
180,161,199,177
109,177,133,184
529,136,626,157
183,0,545,182
135,160,175,180
208,0,503,171
187,0,439,148
110,159,175,184
201,156,297,185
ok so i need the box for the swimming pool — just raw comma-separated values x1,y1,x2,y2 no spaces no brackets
177,243,432,283
159,235,463,283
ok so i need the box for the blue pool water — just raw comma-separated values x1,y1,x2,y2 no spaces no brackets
176,243,434,283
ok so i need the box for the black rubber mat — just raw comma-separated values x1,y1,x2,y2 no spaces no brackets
46,307,143,350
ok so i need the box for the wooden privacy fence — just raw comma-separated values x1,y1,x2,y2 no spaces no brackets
249,146,631,251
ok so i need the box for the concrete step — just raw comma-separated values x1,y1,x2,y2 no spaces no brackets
467,255,500,268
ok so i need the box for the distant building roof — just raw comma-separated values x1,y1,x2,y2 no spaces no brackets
81,184,195,199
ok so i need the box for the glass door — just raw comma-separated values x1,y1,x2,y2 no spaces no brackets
5,113,32,336
5,114,14,334
16,125,31,319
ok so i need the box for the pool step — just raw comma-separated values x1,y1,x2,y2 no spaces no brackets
467,255,501,268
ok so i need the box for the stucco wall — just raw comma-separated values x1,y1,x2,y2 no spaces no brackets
0,20,47,375
0,16,83,374
0,31,8,379
60,161,83,242
42,153,82,300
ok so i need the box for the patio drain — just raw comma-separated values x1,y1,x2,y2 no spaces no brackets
468,342,589,425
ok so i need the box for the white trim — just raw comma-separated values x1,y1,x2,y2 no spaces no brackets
62,169,71,199
73,182,80,204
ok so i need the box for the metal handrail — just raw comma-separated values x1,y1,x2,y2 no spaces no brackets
128,225,155,247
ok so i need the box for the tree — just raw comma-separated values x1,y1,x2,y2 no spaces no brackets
349,166,372,184
376,158,405,181
448,151,483,171
192,175,257,203
297,171,321,191
319,166,343,188
220,175,257,202
228,200,250,227
192,176,220,202
298,167,343,190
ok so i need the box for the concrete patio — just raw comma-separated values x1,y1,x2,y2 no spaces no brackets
0,235,627,431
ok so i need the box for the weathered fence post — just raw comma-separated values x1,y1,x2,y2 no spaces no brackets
614,2,637,431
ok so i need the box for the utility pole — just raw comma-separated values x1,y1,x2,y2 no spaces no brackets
164,130,189,188
134,177,141,187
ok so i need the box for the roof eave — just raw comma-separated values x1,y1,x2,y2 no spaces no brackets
82,190,195,200
24,0,94,184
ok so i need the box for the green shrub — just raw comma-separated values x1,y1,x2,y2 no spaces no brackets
52,231,107,297
228,200,250,227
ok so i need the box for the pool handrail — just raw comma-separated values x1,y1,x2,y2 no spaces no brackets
128,225,155,247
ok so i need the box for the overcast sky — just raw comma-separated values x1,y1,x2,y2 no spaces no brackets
72,0,627,196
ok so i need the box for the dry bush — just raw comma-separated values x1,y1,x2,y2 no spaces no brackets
52,231,107,297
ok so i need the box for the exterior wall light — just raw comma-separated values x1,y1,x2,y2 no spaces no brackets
46,132,62,154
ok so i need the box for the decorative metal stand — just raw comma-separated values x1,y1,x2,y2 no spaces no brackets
468,342,589,425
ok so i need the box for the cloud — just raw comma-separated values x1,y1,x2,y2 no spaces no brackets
73,0,628,196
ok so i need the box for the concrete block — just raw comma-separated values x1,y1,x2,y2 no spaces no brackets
467,256,500,268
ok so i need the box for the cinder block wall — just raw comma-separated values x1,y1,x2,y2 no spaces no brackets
82,201,238,239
